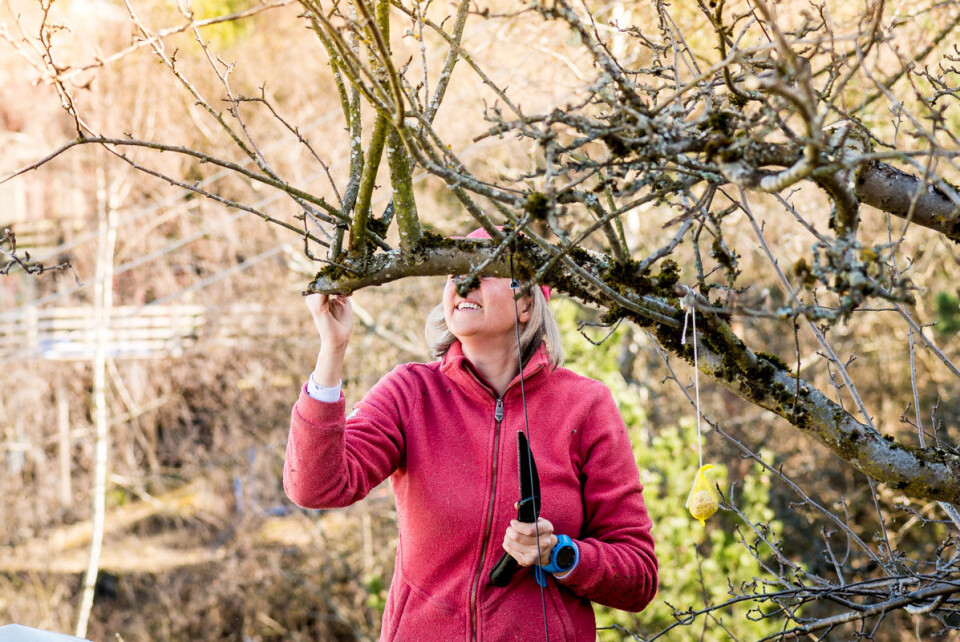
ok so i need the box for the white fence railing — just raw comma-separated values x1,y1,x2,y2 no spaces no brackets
0,305,206,361
0,303,304,361
1,216,86,252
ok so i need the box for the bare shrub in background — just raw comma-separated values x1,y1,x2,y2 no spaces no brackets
2,0,960,638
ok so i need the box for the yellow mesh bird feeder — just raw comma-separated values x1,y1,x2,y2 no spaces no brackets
686,464,719,525
681,290,720,526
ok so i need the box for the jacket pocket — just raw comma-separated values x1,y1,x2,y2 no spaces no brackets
545,580,576,641
480,574,592,642
382,573,465,642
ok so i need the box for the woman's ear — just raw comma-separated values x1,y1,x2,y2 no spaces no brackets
517,296,533,324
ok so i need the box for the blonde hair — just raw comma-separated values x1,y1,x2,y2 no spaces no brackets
424,284,563,368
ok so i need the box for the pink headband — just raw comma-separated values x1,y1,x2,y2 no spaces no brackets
462,227,551,301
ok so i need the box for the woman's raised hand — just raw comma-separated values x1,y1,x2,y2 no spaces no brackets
307,293,353,347
306,293,353,387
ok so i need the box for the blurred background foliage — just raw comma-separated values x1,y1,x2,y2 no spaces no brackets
936,292,960,335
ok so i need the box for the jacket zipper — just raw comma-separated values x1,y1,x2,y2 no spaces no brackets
464,358,545,641
469,396,503,642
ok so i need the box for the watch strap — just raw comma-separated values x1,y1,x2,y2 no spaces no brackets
536,535,579,586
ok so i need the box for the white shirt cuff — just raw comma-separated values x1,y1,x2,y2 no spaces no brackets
306,375,342,402
553,567,575,580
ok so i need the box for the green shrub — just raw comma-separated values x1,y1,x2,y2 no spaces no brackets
557,301,785,640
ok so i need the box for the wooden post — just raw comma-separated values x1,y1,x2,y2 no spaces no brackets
24,296,38,360
8,414,25,475
58,382,72,509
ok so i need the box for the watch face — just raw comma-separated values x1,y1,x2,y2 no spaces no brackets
556,546,576,570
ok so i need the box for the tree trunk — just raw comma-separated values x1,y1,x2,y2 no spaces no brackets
75,168,116,640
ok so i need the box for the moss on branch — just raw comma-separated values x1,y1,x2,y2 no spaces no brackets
305,239,960,503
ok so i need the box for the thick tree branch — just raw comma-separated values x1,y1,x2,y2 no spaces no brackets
350,113,390,255
387,128,420,251
307,240,960,504
855,161,960,243
683,316,960,504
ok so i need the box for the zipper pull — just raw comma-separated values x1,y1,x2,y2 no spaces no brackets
495,397,504,422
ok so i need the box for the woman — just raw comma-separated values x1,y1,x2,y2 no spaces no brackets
284,231,658,641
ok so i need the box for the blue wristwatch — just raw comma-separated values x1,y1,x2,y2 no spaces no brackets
535,535,580,587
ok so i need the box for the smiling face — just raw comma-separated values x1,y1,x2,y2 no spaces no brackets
442,275,532,346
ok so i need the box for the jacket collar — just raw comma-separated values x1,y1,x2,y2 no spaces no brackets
439,340,551,400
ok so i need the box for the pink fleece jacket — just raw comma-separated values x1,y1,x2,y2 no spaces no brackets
284,342,658,641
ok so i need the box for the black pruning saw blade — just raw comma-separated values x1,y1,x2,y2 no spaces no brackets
516,431,541,523
489,431,543,587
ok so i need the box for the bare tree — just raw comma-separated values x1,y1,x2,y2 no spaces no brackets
3,0,960,636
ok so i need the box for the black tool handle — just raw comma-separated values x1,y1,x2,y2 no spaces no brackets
489,551,521,587
489,496,539,586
